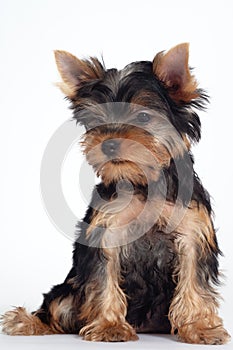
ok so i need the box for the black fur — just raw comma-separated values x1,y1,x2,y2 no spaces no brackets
73,61,207,142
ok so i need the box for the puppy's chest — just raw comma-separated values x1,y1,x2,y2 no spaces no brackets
119,230,176,282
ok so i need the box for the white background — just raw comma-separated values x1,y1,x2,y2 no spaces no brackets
0,0,233,349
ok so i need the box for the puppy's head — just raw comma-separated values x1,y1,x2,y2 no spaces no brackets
55,44,207,186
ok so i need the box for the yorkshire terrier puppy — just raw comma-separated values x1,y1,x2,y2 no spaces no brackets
1,43,230,344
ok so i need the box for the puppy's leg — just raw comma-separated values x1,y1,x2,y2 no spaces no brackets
1,268,80,335
168,202,230,344
76,198,140,342
78,245,137,342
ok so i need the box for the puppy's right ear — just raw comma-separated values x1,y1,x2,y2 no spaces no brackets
54,50,104,99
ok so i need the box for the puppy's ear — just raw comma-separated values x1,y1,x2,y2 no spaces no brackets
54,50,104,99
153,43,199,103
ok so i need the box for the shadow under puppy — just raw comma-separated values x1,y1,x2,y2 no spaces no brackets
1,43,230,344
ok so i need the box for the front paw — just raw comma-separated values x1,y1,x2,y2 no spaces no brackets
80,321,138,342
177,323,231,345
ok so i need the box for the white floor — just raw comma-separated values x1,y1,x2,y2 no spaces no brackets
0,333,232,350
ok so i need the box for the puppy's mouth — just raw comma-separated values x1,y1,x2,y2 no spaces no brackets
95,157,157,176
94,157,161,186
97,158,134,169
110,158,156,171
110,158,127,165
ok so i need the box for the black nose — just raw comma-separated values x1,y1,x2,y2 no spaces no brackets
101,139,120,157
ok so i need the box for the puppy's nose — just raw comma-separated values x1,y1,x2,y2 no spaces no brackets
101,139,120,157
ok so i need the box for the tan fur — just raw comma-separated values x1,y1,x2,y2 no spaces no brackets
0,307,56,335
131,91,163,107
86,190,170,249
182,134,191,149
49,295,75,332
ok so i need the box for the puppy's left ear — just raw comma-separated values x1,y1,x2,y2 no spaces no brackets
54,50,104,99
153,43,199,103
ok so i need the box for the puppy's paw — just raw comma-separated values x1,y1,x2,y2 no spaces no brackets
0,307,53,335
80,321,138,342
177,323,231,345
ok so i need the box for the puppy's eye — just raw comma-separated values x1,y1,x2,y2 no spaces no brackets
136,112,151,123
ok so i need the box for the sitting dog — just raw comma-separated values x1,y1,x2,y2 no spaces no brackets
1,43,230,344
